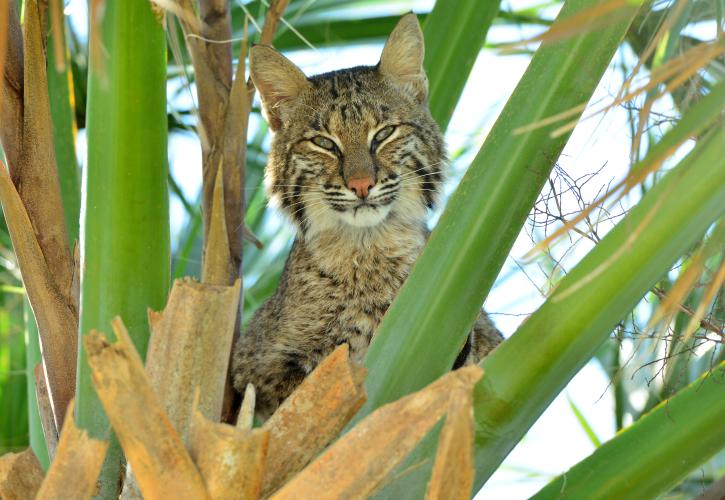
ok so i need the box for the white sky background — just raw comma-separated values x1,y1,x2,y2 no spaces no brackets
65,0,720,497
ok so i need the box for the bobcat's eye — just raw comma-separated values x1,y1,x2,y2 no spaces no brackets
374,125,395,144
312,136,336,150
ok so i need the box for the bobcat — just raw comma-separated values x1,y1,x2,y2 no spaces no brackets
232,13,502,419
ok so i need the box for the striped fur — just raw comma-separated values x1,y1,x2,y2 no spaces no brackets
232,14,502,419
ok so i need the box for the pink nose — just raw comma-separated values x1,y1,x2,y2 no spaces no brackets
347,177,375,199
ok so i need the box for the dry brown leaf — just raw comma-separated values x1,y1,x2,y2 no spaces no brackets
0,162,76,429
0,0,9,107
36,400,108,500
618,0,689,105
0,448,45,499
215,17,251,282
647,252,704,331
261,344,367,496
33,364,58,460
190,405,270,500
0,0,24,171
549,39,725,138
153,0,200,34
0,0,79,432
178,0,289,289
20,0,74,298
145,278,241,441
259,0,291,46
425,386,475,500
84,319,210,500
270,365,483,500
683,259,725,341
501,0,637,53
202,168,235,285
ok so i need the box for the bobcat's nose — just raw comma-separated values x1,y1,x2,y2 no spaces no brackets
347,177,375,199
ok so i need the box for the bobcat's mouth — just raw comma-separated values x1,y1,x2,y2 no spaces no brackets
320,177,400,228
338,202,394,227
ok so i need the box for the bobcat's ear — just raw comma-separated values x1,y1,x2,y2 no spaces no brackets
378,12,427,103
250,45,310,131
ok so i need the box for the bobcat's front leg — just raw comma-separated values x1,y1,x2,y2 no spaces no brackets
453,311,503,368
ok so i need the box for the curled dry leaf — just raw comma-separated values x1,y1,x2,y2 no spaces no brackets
84,319,210,500
262,344,367,496
271,365,483,500
0,448,45,500
36,400,108,500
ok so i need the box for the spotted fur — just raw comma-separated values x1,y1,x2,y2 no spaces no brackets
232,14,502,419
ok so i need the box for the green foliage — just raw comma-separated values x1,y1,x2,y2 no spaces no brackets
77,0,170,496
472,123,725,488
533,361,725,499
0,293,27,455
358,0,639,422
23,299,49,469
422,0,499,129
0,0,722,497
47,19,81,244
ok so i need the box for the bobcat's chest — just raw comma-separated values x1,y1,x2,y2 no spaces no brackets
299,227,424,361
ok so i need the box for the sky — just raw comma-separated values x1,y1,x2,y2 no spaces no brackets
64,0,721,497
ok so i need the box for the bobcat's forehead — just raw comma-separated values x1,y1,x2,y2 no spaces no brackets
291,68,411,142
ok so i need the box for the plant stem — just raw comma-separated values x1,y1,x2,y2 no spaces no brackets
77,0,169,496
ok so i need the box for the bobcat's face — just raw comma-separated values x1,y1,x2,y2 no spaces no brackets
251,14,445,237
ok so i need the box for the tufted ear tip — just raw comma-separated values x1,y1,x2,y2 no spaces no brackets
248,44,277,68
378,13,427,103
399,11,421,29
249,46,310,131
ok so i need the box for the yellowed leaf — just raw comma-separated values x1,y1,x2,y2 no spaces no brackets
425,386,475,500
84,319,210,500
270,365,483,500
683,259,725,341
262,344,367,496
20,0,74,299
36,400,108,500
145,278,241,442
190,406,269,500
0,163,76,429
0,448,44,500
203,166,235,285
0,0,8,103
